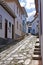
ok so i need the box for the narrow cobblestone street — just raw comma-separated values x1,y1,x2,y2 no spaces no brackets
0,35,40,65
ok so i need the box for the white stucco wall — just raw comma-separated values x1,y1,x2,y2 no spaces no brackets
0,5,14,38
22,15,27,33
7,2,23,38
15,18,22,36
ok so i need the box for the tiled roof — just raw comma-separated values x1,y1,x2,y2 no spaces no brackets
0,0,16,18
34,0,38,16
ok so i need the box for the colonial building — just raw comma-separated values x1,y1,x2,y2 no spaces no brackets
26,17,39,35
4,0,24,39
22,7,28,35
0,0,16,39
31,16,39,35
0,0,28,40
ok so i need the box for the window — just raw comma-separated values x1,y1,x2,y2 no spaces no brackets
9,22,11,32
33,29,35,33
17,6,18,14
9,22,11,28
23,21,25,25
20,24,21,31
17,21,18,29
20,12,22,19
0,15,2,29
21,15,22,19
19,10,20,16
37,20,39,23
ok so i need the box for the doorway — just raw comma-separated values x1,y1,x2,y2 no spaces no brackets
5,19,8,38
12,24,14,39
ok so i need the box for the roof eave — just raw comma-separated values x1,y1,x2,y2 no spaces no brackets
0,0,16,18
34,0,38,17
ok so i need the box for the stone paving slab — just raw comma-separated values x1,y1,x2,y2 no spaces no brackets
24,59,31,65
32,54,41,60
29,60,39,65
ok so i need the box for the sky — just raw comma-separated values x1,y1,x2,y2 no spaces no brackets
19,0,36,22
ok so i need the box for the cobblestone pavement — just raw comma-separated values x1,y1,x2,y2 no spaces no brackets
0,35,38,65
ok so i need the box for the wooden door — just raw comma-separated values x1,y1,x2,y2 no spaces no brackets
5,19,8,38
12,24,14,39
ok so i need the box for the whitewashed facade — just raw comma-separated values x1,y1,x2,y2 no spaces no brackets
0,0,25,39
5,0,23,39
22,7,28,35
0,0,28,40
31,17,39,35
0,3,15,39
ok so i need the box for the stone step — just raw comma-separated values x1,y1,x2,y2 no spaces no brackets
36,43,40,46
32,55,41,60
34,48,41,51
34,51,41,55
29,60,42,65
36,41,39,43
35,46,40,48
35,47,40,48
